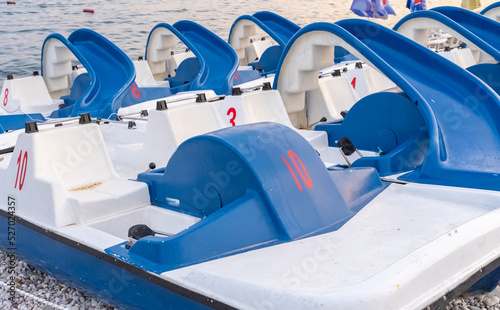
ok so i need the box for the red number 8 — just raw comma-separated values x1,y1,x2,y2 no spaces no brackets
130,83,141,99
3,88,9,106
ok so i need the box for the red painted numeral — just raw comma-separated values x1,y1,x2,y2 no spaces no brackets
282,150,313,191
227,107,237,126
14,150,28,191
3,88,9,106
351,77,356,89
130,83,142,99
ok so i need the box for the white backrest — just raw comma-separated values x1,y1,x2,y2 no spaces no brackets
343,66,372,98
146,27,178,81
35,124,116,191
229,19,258,66
245,39,273,64
133,60,159,87
167,51,195,77
0,76,57,114
141,102,227,167
42,37,77,98
439,48,476,68
483,7,500,23
241,90,293,126
395,18,494,64
306,75,360,126
365,66,397,93
0,123,117,227
214,90,293,128
168,102,226,143
70,67,88,85
344,65,396,98
276,30,374,119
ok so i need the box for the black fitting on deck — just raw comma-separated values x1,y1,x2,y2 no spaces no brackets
25,122,39,133
79,113,92,124
156,100,168,111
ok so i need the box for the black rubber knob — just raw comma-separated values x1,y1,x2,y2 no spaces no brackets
337,137,356,156
149,162,156,170
128,224,154,240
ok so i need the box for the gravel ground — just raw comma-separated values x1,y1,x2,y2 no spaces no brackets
448,288,500,310
0,250,115,310
2,249,500,310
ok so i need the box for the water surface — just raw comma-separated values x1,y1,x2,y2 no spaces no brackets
0,0,496,85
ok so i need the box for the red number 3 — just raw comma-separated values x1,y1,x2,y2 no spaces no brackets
3,88,9,106
282,150,313,191
227,107,236,126
14,150,28,191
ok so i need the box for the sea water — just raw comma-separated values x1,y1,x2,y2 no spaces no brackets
0,0,497,86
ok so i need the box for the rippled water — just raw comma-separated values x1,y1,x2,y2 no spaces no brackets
0,0,496,85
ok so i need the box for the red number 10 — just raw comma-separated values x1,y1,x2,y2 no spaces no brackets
14,150,28,191
282,150,313,191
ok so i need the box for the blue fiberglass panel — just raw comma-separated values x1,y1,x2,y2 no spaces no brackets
144,22,205,96
432,6,500,52
146,22,240,93
173,21,238,95
320,92,426,153
393,10,500,62
247,45,283,74
229,12,298,48
467,63,500,95
335,19,500,190
122,123,385,272
61,73,91,107
0,215,213,309
253,11,300,47
315,92,428,176
327,167,388,213
233,69,262,85
274,21,500,190
0,114,46,133
228,12,300,75
67,29,135,118
43,31,171,119
166,57,200,88
41,33,94,118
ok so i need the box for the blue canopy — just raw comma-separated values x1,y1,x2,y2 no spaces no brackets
407,0,427,12
351,0,395,19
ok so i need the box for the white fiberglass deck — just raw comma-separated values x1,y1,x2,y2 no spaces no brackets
163,183,500,309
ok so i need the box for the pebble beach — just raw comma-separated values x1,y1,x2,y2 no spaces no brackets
0,251,114,309
3,250,500,310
